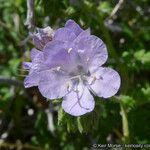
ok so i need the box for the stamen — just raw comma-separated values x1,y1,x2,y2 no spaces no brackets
93,76,97,81
89,76,97,85
86,57,89,62
68,48,72,53
66,81,72,92
56,66,61,71
74,89,79,93
73,85,80,93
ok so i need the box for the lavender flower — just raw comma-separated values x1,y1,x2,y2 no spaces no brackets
24,20,121,116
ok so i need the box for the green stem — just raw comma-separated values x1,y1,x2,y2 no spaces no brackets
120,104,130,142
95,7,130,142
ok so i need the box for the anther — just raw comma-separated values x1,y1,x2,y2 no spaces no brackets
56,66,61,71
93,76,97,81
68,48,72,53
66,81,72,92
86,57,89,62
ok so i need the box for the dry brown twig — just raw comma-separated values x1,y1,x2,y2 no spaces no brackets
109,0,124,19
25,0,35,30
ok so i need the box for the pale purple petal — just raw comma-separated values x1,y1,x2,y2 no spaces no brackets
54,27,76,42
30,51,45,72
30,48,42,60
32,52,43,63
38,70,70,99
43,40,73,71
75,35,108,73
74,29,91,44
43,40,66,61
88,67,121,98
24,49,45,88
23,50,46,88
43,40,86,74
65,19,83,36
24,72,40,88
62,83,95,116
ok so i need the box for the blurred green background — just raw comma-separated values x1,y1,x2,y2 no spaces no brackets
0,0,150,149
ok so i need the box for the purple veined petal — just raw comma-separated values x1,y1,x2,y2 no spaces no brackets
43,40,65,60
85,28,91,35
23,49,45,88
74,28,91,44
62,83,95,116
88,67,121,98
29,50,49,74
43,40,85,74
30,48,42,60
24,51,48,88
65,19,83,36
23,62,32,69
54,27,76,42
24,72,40,88
38,70,71,100
43,40,72,70
31,50,44,64
75,34,108,73
30,51,45,72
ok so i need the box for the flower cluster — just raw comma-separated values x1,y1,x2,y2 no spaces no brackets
23,20,121,116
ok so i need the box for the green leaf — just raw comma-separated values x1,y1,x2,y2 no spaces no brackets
134,49,150,64
119,95,135,110
142,86,150,99
77,117,83,133
98,1,111,14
